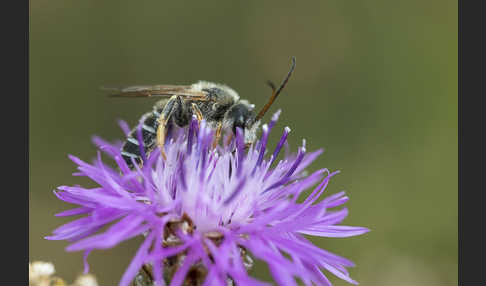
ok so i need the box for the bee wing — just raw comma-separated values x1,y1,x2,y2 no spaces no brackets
103,85,208,100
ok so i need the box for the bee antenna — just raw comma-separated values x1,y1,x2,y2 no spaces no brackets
253,56,296,125
266,80,277,92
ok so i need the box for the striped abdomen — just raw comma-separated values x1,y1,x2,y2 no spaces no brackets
121,107,162,168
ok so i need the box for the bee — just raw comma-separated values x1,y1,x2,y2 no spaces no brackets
106,57,296,168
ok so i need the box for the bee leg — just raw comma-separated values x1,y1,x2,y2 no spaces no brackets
212,122,223,149
157,95,180,160
173,95,191,126
191,103,204,123
225,133,234,146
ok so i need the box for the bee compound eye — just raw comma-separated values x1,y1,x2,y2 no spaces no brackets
232,116,246,134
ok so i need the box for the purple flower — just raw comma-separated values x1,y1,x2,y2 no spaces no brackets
46,111,369,286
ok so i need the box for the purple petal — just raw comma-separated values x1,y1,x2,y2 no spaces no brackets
119,231,155,286
83,249,92,274
299,225,370,237
118,119,131,136
55,207,92,217
169,251,199,286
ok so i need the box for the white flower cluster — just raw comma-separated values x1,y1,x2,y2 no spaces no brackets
29,261,98,286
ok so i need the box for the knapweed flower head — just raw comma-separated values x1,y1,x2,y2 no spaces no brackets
47,111,369,286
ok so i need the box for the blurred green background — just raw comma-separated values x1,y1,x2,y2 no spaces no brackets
30,0,457,285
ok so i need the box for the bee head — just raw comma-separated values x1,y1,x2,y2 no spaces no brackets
224,100,257,140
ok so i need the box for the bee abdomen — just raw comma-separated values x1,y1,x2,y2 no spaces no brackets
121,111,160,168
